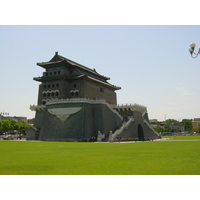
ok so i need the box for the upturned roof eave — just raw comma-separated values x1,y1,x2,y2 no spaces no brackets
85,76,121,90
37,53,110,81
65,58,110,80
37,60,64,67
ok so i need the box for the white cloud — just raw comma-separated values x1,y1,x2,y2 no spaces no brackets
176,87,194,96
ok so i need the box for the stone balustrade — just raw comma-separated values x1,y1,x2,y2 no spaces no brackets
112,103,147,113
30,98,147,114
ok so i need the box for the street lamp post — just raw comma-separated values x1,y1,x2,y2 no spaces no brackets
189,43,200,58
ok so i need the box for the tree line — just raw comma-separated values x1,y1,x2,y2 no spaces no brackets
152,119,193,133
0,119,32,134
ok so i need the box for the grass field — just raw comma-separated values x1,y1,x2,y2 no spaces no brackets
0,136,200,175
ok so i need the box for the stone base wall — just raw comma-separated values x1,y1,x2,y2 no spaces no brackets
32,101,122,141
29,100,160,142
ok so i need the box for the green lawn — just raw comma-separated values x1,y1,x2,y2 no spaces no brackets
0,136,200,175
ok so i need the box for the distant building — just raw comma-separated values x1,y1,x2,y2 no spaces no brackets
192,118,200,132
0,114,27,122
27,52,161,142
27,118,34,125
149,119,165,127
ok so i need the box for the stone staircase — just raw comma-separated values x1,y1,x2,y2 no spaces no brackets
106,103,123,121
108,117,134,142
143,119,161,138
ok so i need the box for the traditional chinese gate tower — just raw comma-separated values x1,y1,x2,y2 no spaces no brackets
34,52,120,106
27,52,161,142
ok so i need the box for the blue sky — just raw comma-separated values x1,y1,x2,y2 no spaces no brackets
0,25,200,121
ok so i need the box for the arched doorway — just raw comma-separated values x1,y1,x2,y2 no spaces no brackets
138,124,144,141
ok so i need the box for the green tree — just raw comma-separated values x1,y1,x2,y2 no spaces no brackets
152,126,164,133
0,119,16,132
0,119,32,133
16,120,32,134
164,119,181,132
181,119,192,131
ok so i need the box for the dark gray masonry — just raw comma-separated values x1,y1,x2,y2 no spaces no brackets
26,52,161,142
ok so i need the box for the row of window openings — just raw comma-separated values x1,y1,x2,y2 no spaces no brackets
71,92,79,97
43,84,59,89
45,71,61,76
43,92,59,97
43,84,77,89
43,91,79,97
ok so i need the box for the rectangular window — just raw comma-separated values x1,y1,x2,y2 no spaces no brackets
100,87,103,92
56,83,59,87
73,84,77,88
